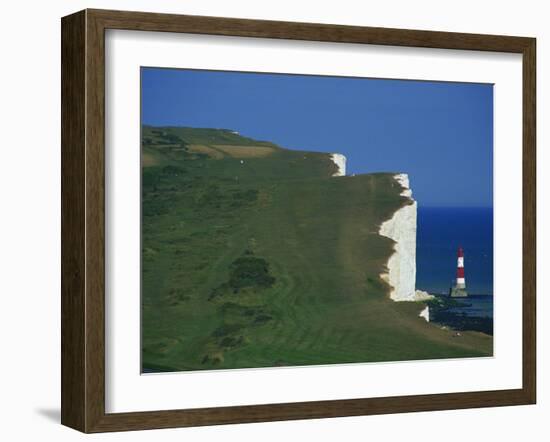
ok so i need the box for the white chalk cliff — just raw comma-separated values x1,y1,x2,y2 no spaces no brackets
419,305,430,322
379,174,418,302
330,153,347,176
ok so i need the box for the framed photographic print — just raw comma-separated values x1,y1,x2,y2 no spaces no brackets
61,9,536,433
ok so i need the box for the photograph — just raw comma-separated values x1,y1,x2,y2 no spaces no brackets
0,0,542,438
140,67,494,373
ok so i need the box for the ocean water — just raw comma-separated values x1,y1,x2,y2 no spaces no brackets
447,295,494,319
416,207,493,296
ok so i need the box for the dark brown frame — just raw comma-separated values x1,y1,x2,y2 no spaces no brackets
61,8,536,433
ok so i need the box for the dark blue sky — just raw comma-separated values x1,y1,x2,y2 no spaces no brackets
141,68,493,207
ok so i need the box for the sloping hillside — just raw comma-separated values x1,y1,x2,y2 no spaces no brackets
141,126,492,372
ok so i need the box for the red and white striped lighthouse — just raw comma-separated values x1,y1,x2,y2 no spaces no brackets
456,246,466,289
450,246,468,297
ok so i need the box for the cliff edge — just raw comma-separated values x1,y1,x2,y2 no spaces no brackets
330,153,347,176
379,174,418,302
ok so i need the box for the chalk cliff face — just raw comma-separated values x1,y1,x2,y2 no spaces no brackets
330,153,347,176
419,305,430,322
379,174,418,302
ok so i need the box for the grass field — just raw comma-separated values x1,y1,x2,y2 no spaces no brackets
141,125,492,372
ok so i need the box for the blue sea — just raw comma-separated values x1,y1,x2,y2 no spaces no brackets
447,295,494,319
416,207,493,314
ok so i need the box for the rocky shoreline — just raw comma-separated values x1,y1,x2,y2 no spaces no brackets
426,295,493,336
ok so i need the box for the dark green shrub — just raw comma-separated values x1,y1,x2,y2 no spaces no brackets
228,256,275,290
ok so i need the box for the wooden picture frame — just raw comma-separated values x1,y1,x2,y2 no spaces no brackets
61,8,536,433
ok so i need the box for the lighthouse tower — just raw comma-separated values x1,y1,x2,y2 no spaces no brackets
450,246,468,297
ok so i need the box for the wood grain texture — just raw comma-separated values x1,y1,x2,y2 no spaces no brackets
61,8,537,433
90,8,532,52
84,9,107,432
522,38,536,403
61,10,86,432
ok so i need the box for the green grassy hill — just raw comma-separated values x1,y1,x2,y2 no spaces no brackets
141,126,492,372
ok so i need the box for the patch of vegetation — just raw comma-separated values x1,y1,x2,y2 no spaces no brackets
167,287,191,304
143,125,279,147
230,189,259,207
229,255,276,290
208,252,276,301
162,165,186,175
253,314,273,324
219,335,244,348
212,323,244,338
